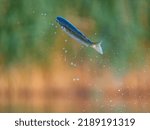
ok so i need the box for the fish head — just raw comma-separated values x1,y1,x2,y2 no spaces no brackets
56,16,65,26
56,16,61,23
56,16,70,29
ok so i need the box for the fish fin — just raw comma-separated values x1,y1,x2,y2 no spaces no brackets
91,41,103,54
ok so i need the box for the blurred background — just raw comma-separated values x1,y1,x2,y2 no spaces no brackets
0,0,150,112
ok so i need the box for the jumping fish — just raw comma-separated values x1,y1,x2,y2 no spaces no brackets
56,16,103,54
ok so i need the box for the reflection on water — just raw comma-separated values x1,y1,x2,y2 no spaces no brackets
0,59,150,112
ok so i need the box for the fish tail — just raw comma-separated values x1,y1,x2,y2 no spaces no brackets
91,41,103,54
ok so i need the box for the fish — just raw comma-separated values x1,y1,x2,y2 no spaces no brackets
56,16,103,54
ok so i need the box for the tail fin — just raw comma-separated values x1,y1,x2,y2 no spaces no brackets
92,41,103,54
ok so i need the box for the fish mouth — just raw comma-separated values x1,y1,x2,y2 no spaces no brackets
56,17,63,27
56,17,59,23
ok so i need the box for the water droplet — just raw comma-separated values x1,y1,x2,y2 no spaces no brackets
70,62,74,65
103,65,106,68
54,32,56,34
73,64,77,67
55,25,58,28
73,56,77,59
41,12,47,16
51,23,54,26
94,33,97,35
65,39,68,43
118,89,121,92
76,78,80,81
65,50,68,53
73,77,80,82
